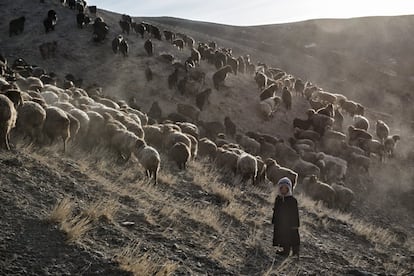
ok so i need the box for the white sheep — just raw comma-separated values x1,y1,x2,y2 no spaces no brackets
15,101,46,145
258,96,282,120
265,158,298,189
0,95,17,150
134,142,161,184
43,106,71,152
236,152,258,185
375,120,389,144
353,115,370,131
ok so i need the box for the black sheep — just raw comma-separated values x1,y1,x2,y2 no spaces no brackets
119,39,128,57
168,69,179,89
132,22,146,38
43,10,57,33
195,88,212,111
112,35,122,53
93,18,109,42
68,0,76,9
144,39,153,56
76,12,90,29
224,116,237,137
9,16,25,37
119,20,130,35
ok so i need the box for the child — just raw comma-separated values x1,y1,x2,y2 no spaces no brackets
272,177,300,257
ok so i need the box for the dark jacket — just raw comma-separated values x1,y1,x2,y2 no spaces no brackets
272,195,300,247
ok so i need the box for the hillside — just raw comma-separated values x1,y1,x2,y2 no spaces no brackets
1,1,414,275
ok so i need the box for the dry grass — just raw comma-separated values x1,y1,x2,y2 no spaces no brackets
223,201,248,223
82,199,120,222
60,215,93,242
187,204,223,234
298,194,398,247
48,197,74,223
116,240,178,276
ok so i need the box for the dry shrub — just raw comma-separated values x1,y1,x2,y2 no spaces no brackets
223,201,248,223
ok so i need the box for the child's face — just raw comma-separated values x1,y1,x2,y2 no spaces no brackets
280,185,289,195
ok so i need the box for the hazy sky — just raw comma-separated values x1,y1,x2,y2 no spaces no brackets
87,0,414,26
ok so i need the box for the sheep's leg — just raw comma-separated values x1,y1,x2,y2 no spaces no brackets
153,170,157,185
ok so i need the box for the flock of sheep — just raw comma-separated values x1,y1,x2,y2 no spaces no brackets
3,0,402,212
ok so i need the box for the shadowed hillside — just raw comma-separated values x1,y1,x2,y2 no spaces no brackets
1,0,414,275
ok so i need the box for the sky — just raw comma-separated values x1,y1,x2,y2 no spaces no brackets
87,0,414,26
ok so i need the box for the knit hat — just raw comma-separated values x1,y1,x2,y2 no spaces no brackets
277,177,293,196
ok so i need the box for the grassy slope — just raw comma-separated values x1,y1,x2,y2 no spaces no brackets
1,1,413,275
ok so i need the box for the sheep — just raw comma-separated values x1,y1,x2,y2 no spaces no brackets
3,89,23,108
198,120,225,139
235,134,260,155
224,116,236,138
281,87,292,110
294,128,321,143
316,103,334,117
43,106,70,152
302,175,336,208
339,99,365,116
259,96,282,120
254,72,267,90
76,12,90,29
142,125,163,150
0,95,17,150
162,127,191,151
172,39,184,50
274,140,299,167
198,137,217,160
313,91,337,105
93,18,109,42
184,35,195,48
331,183,354,211
259,84,278,101
358,138,385,161
134,142,161,184
384,135,400,158
68,108,89,139
348,125,372,145
176,103,200,123
349,152,370,172
112,35,122,53
227,57,239,75
265,158,298,189
132,22,146,38
9,16,26,37
163,30,175,42
44,10,58,33
119,39,129,57
215,147,239,174
169,142,191,170
307,109,334,136
16,101,46,146
176,122,199,139
212,65,233,90
289,137,316,153
148,101,162,121
292,156,321,183
375,120,390,144
236,153,258,185
293,117,312,130
119,20,130,35
321,129,347,155
144,39,153,56
353,115,370,131
318,152,347,183
294,79,305,97
195,88,212,111
110,128,141,161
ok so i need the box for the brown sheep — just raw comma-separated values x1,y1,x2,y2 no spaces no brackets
15,101,46,145
375,120,390,144
281,87,292,110
169,142,191,170
302,175,336,208
195,88,212,111
198,137,217,160
212,65,233,90
43,106,70,152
